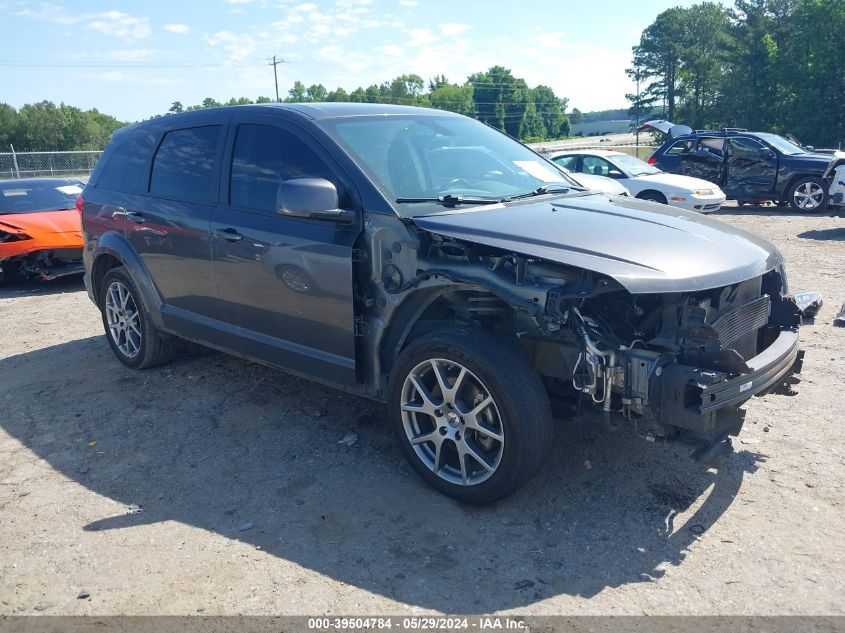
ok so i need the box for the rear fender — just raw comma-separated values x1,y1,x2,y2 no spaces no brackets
87,231,165,329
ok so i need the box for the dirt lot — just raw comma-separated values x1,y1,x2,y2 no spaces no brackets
1,205,843,617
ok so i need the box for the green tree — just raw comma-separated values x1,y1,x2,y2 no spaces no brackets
306,84,328,102
569,108,584,126
0,103,18,148
429,82,474,115
287,81,307,102
327,87,350,102
532,85,569,138
518,102,547,141
675,3,732,129
468,66,528,137
168,101,184,114
630,7,686,120
780,0,845,146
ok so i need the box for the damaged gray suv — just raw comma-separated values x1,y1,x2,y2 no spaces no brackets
81,104,805,504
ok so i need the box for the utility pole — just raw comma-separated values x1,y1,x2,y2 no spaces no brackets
269,55,285,103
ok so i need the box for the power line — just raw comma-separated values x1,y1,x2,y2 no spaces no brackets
268,55,289,103
0,59,264,68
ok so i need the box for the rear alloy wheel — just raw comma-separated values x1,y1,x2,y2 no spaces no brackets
99,266,173,369
389,327,553,504
788,177,828,212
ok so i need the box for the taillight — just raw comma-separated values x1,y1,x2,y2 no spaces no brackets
647,157,657,165
75,195,85,215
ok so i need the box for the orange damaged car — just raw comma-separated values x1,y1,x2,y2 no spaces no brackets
0,178,85,285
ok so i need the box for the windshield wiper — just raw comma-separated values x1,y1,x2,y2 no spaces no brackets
395,194,500,208
500,184,578,202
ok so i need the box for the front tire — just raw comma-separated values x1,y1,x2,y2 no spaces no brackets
388,327,553,504
787,176,828,212
99,266,173,369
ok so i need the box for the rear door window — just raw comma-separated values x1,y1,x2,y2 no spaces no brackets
727,137,766,159
97,134,157,192
229,123,339,215
150,125,223,202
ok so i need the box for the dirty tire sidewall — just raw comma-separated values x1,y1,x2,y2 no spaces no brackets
388,326,553,505
99,266,172,370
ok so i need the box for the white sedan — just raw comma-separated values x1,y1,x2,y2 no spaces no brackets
560,168,630,197
549,149,726,212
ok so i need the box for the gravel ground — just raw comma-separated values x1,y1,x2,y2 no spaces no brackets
1,204,843,616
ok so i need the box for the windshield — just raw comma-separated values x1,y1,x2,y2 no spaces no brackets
609,153,661,176
0,182,82,214
320,115,580,215
755,133,805,155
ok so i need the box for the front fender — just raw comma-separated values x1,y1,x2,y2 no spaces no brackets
85,231,166,330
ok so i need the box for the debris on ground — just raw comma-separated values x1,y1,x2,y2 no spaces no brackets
238,522,255,532
126,504,143,514
835,303,845,327
583,458,592,470
793,291,823,320
338,432,358,447
76,591,90,600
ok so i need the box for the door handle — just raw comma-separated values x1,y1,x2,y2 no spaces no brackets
126,211,146,224
213,227,244,242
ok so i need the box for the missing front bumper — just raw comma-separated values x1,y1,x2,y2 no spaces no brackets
659,327,802,441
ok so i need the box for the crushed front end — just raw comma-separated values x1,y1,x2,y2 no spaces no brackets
540,266,804,452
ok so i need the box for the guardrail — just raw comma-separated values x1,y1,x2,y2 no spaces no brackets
0,149,102,180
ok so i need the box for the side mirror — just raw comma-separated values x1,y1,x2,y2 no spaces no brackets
804,145,815,152
276,178,355,222
758,148,776,161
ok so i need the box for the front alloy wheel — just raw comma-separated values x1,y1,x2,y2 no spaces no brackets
401,358,505,486
789,177,828,212
389,327,553,504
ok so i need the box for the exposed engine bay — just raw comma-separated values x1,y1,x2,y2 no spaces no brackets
363,215,804,455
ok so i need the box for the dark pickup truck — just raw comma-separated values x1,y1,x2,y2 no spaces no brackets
81,104,807,503
643,120,843,212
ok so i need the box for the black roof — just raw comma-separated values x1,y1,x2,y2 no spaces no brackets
117,103,456,137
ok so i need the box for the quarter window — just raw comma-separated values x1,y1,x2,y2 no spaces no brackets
230,124,338,214
97,134,156,192
150,126,222,202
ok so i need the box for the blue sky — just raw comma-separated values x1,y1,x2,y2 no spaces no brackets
1,0,704,121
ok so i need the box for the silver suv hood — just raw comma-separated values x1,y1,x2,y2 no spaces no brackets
412,194,782,294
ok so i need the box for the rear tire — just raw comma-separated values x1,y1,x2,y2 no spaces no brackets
787,176,828,212
388,326,553,504
99,266,173,369
637,191,668,205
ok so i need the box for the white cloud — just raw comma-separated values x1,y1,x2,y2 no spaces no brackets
86,11,151,40
164,23,191,34
101,71,125,81
399,0,418,5
406,28,438,47
224,0,256,3
204,30,261,62
439,22,471,36
535,31,572,50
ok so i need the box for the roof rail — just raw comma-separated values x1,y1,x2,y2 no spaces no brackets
722,127,748,133
693,129,721,134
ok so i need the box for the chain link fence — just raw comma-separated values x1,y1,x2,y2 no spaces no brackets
0,150,102,180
